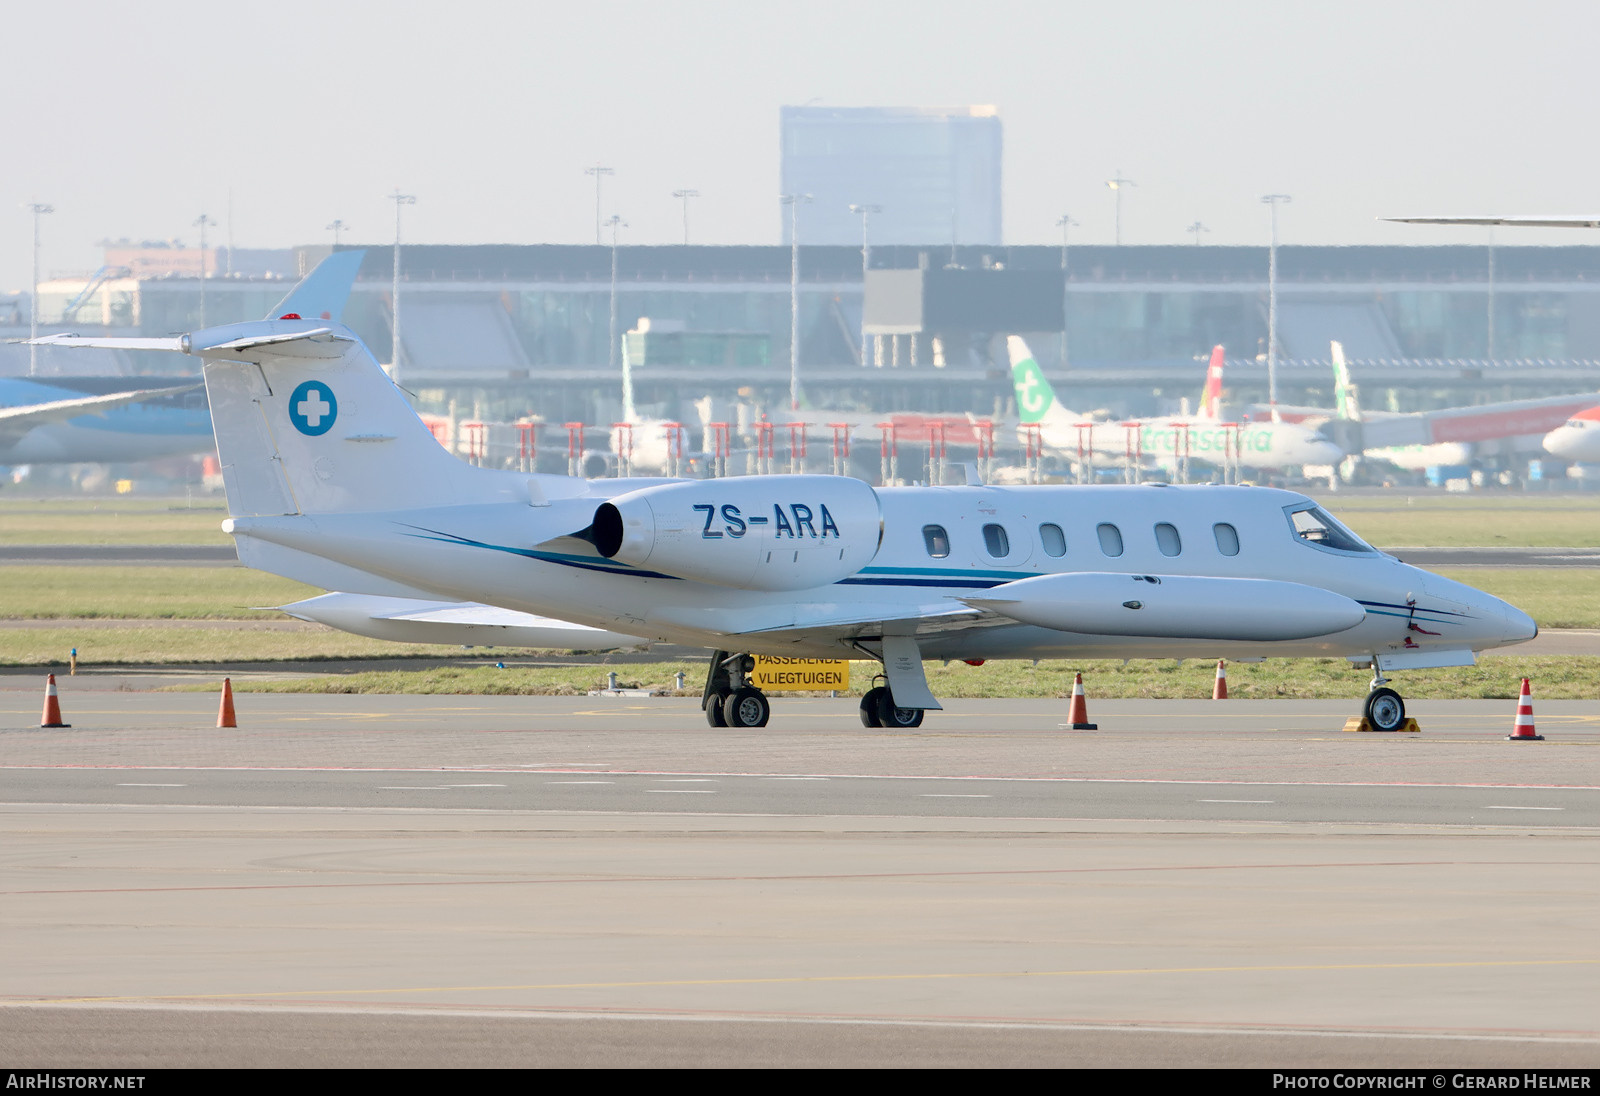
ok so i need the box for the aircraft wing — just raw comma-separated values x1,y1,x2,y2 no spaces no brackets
643,599,997,652
278,592,648,650
1386,216,1600,229
0,383,202,442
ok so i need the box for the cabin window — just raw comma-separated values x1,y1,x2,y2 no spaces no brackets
1213,523,1240,556
1285,504,1373,554
982,523,1010,558
923,524,950,558
1039,523,1067,557
1154,523,1182,557
1097,523,1124,557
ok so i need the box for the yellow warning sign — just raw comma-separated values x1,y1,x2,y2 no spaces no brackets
750,657,850,691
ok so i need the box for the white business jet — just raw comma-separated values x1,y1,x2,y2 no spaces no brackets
35,259,1536,733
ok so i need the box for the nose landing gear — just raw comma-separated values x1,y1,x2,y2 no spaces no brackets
1359,662,1409,733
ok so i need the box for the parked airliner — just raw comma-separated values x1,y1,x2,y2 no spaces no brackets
0,375,210,465
36,256,1537,733
1010,338,1344,474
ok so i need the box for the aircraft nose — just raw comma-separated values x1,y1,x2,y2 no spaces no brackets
1313,439,1344,464
1543,427,1577,459
1502,601,1538,644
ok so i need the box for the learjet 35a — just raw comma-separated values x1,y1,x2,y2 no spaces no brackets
36,257,1536,731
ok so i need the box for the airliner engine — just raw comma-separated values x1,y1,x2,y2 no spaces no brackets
964,572,1366,642
591,475,883,591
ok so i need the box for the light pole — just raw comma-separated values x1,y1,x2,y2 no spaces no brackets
1486,227,1496,359
26,201,53,377
1106,171,1136,245
389,190,416,384
1187,220,1210,245
607,213,627,387
781,193,812,410
327,219,348,247
585,164,614,245
672,189,699,245
1056,213,1077,367
1261,194,1292,418
850,203,881,369
194,213,215,328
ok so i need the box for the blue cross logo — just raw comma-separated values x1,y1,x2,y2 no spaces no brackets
288,381,337,436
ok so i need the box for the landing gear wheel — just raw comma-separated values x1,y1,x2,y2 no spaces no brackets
1364,687,1406,732
859,687,886,728
875,689,925,729
722,687,770,729
705,690,729,728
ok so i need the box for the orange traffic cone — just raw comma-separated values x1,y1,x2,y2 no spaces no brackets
1066,672,1098,730
1213,659,1229,700
40,674,70,728
1507,677,1543,741
217,678,237,729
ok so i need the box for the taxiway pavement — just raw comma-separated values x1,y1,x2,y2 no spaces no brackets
2,694,1598,1067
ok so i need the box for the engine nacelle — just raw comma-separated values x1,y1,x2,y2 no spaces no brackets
969,572,1366,641
591,475,883,591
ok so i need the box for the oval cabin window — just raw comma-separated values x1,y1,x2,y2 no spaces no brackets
1039,523,1066,557
1155,523,1181,557
1097,523,1124,557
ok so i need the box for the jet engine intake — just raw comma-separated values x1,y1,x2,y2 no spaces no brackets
591,475,883,591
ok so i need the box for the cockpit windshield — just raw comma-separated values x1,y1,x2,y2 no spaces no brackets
1285,504,1374,554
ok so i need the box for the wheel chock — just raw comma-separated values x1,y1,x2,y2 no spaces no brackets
1343,717,1421,733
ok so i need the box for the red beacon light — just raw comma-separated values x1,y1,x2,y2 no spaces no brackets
279,312,302,320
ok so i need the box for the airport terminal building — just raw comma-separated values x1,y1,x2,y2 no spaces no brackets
17,242,1600,432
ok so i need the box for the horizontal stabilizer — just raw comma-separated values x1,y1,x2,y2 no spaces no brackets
195,327,350,361
28,334,187,352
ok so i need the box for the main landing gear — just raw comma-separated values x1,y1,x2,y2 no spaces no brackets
859,676,924,729
1361,663,1407,733
700,642,938,731
702,650,771,729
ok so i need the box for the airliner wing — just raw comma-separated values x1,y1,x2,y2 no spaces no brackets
0,383,202,440
1385,216,1600,229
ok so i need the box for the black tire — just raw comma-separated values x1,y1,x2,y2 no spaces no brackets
1364,687,1406,732
722,687,770,728
876,689,925,729
859,688,886,728
705,690,729,728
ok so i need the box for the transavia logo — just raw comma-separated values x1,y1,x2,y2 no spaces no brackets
288,380,337,436
1013,360,1052,421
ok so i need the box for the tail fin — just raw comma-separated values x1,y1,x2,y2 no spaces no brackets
1007,336,1076,424
1331,341,1363,422
267,250,366,322
1197,345,1225,420
200,322,528,516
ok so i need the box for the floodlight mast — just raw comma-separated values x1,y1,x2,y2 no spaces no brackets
26,201,53,377
1261,194,1292,418
1106,171,1136,245
389,190,416,384
781,193,812,410
673,189,699,245
194,213,216,328
586,164,614,245
850,203,882,369
1056,213,1077,366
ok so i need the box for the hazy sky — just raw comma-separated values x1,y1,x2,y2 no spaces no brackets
6,0,1600,292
